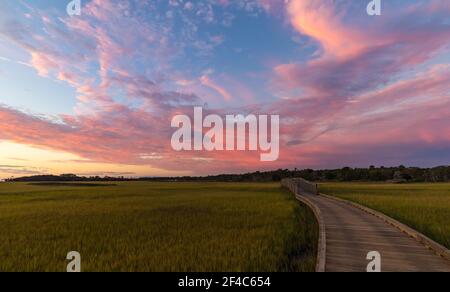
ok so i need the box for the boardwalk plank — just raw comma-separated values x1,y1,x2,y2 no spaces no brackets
301,193,450,272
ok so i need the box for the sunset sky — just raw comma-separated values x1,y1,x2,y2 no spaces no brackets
0,0,449,179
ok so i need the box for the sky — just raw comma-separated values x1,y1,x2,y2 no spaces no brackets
0,0,449,179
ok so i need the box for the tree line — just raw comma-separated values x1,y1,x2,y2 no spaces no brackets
5,165,450,183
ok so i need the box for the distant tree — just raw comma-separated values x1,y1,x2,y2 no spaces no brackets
6,165,450,183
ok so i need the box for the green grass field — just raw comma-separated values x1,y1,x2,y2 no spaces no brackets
319,183,450,249
0,182,317,272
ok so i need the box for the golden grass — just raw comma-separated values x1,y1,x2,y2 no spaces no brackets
0,182,317,272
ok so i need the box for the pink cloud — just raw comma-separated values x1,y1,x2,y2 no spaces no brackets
286,0,372,58
0,0,450,176
200,75,233,101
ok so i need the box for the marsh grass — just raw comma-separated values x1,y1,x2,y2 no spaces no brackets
319,182,450,249
0,182,317,272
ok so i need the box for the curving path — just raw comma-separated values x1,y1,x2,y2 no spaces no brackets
298,192,450,272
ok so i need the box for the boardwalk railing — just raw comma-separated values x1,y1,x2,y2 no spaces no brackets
282,177,325,272
281,178,318,195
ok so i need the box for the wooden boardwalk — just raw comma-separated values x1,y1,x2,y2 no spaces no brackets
300,192,450,272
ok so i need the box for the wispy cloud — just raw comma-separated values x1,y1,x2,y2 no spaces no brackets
0,0,449,175
200,75,233,101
